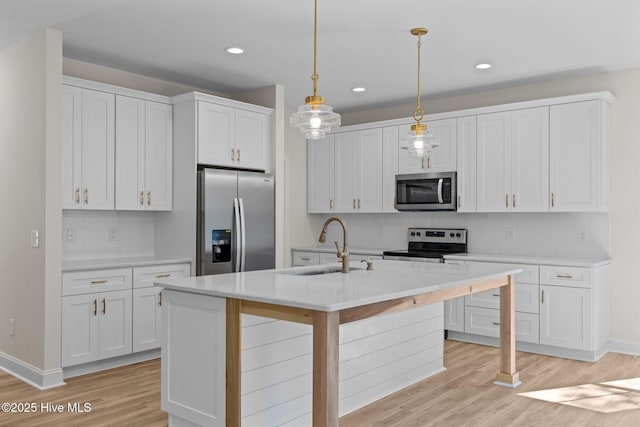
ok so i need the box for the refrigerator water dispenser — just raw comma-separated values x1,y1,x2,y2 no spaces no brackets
211,229,231,263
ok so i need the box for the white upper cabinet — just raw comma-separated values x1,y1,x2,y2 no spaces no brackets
62,85,115,210
398,118,457,174
477,107,549,212
550,100,608,212
456,116,477,212
334,129,383,213
197,101,269,171
307,136,335,213
382,126,399,212
115,96,173,211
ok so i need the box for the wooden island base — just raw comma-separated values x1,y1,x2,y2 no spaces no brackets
225,274,519,427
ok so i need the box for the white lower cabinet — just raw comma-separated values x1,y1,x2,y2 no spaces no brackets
62,262,190,368
62,289,132,367
445,257,610,360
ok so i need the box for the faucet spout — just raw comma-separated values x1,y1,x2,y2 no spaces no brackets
318,217,349,273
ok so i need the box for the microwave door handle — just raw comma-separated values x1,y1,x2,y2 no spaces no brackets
233,198,241,272
239,198,246,272
437,178,444,204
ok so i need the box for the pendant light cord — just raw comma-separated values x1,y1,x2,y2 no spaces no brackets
414,34,424,122
312,0,319,98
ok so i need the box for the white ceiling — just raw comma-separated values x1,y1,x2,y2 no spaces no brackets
3,0,640,112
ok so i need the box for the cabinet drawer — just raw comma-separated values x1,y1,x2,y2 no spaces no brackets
63,268,132,296
133,263,191,289
464,306,539,344
540,265,591,288
465,261,538,284
292,251,320,266
464,283,539,314
320,253,340,264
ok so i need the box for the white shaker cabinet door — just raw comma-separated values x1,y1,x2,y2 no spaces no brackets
61,294,99,367
98,289,133,360
456,116,477,212
382,126,399,212
476,112,512,212
550,100,606,212
511,107,549,212
62,85,83,209
144,101,173,210
133,287,163,352
357,128,383,212
307,136,335,213
334,132,358,212
81,88,115,210
197,101,235,167
425,118,457,172
539,285,591,350
234,109,268,171
115,95,146,210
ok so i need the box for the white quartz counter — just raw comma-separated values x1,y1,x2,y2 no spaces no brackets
444,253,611,268
156,260,521,312
62,256,192,272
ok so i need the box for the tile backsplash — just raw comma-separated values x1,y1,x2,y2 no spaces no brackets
62,210,156,260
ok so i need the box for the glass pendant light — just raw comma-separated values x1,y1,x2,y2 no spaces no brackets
401,28,439,157
290,0,341,140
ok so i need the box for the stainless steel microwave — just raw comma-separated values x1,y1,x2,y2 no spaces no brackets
395,171,457,211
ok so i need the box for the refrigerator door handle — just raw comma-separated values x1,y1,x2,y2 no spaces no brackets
239,198,247,272
233,197,242,272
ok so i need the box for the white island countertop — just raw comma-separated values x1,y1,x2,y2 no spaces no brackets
156,260,521,312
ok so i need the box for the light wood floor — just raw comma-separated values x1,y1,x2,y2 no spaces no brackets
2,341,640,426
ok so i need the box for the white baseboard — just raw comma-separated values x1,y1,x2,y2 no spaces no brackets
63,349,160,379
607,339,640,356
0,351,65,390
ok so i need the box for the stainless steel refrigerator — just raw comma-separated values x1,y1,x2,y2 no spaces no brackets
197,168,275,275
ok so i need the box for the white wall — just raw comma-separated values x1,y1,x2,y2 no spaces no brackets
316,67,640,345
0,29,62,371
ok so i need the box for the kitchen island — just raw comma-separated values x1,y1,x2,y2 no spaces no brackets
156,260,522,427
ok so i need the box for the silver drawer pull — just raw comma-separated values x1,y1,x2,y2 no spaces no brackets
156,274,171,278
492,293,500,297
301,257,311,261
91,280,108,284
556,274,573,279
492,322,500,326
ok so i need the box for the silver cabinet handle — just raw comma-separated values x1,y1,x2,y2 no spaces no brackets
147,191,151,206
156,274,170,278
237,149,240,161
358,198,361,209
231,148,235,161
427,157,431,169
102,298,106,315
159,291,162,307
84,188,89,204
91,280,107,284
421,158,425,169
541,290,545,304
492,322,500,326
556,274,573,279
329,199,333,209
505,194,509,208
551,193,555,207
492,293,499,297
300,257,311,261
353,199,356,209
457,195,461,209
93,299,97,316
140,191,144,205
513,194,516,208
75,188,81,204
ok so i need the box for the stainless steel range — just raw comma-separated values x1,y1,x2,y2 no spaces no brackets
383,228,467,263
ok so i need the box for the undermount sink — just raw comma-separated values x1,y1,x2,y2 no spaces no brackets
281,266,363,276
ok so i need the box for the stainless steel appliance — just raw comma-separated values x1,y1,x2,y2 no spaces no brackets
197,168,274,275
395,171,457,211
383,227,467,262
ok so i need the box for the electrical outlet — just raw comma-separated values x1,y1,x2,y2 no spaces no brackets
9,318,14,336
108,227,117,241
577,228,588,243
67,228,76,242
506,226,515,241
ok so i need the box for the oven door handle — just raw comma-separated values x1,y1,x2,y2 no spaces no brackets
437,178,444,204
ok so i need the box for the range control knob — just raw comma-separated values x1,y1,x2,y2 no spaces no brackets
416,232,421,237
456,233,461,238
410,232,416,236
450,232,455,237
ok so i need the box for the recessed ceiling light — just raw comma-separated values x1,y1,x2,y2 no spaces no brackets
352,87,366,93
475,63,492,70
226,47,244,55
